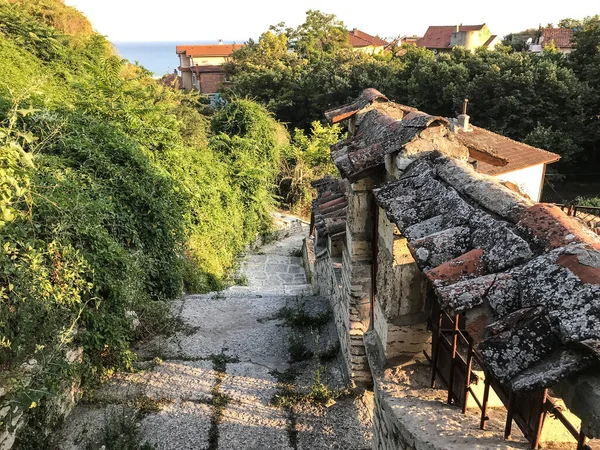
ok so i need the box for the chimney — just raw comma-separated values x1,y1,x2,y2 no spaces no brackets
218,39,224,45
457,98,471,131
353,28,358,35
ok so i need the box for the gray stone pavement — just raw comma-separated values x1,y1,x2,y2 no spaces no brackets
55,213,371,450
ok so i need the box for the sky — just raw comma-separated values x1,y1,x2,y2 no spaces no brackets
64,0,598,43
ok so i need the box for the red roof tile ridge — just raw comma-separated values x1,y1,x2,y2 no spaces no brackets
348,29,388,47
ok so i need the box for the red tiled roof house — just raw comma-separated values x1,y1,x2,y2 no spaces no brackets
417,24,500,53
541,28,574,53
176,43,243,93
348,28,388,54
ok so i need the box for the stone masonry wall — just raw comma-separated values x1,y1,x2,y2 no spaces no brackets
312,252,352,381
340,244,372,385
372,383,416,450
340,177,376,386
374,207,430,363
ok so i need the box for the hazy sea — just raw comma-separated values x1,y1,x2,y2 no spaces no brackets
113,41,241,78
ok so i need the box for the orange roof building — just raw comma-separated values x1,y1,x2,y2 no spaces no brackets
176,42,243,93
348,28,388,54
541,28,574,53
417,24,500,52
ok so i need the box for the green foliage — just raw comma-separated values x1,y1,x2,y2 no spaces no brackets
574,196,600,207
87,408,155,450
0,2,286,444
279,121,343,216
277,296,331,329
227,10,600,177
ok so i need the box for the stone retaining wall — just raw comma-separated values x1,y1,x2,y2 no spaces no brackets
1,348,82,450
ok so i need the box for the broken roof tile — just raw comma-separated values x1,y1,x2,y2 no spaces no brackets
469,211,532,272
436,273,497,313
517,203,599,250
425,248,486,286
479,311,561,383
409,226,471,269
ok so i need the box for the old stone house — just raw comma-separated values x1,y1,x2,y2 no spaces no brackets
304,88,599,449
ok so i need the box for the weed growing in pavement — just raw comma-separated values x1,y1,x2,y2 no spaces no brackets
86,407,156,450
277,296,331,329
288,330,312,361
289,247,303,257
234,274,248,286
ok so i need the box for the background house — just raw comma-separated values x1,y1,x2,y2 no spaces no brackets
529,27,574,53
347,28,388,54
176,42,243,92
456,125,560,201
417,24,500,53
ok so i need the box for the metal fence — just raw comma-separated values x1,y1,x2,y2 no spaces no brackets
555,204,600,236
425,299,593,449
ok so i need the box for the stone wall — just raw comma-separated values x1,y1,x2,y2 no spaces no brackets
364,332,529,450
373,207,430,364
306,239,372,386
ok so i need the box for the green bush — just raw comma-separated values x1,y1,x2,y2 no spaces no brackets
0,1,287,442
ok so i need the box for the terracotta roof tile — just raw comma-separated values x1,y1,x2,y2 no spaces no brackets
176,44,243,57
311,176,348,241
348,29,388,48
425,249,486,286
417,25,485,49
517,203,599,250
324,88,389,123
542,28,573,49
458,126,560,175
324,88,600,390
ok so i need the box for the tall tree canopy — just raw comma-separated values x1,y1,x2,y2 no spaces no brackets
225,11,600,177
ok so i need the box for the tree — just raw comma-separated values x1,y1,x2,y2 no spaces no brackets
289,10,350,59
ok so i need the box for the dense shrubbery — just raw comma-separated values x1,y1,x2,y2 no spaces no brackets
0,0,284,437
278,121,343,217
225,11,600,178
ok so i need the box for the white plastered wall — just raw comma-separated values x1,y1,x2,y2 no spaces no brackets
496,163,545,202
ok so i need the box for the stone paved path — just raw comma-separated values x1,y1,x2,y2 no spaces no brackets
56,213,372,450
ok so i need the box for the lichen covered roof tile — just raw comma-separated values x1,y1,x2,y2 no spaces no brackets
324,88,600,391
